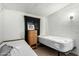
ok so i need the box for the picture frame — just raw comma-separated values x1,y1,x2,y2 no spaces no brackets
27,24,35,30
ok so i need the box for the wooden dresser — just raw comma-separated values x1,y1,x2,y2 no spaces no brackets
27,30,37,48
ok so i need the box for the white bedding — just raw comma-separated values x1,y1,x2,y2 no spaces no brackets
0,40,37,56
38,35,74,52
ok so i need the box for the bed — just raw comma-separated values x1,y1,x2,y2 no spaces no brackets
38,35,74,53
0,40,37,56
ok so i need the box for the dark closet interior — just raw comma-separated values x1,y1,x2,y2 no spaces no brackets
24,16,40,42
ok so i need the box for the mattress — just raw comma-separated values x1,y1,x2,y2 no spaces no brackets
38,35,74,52
0,40,37,56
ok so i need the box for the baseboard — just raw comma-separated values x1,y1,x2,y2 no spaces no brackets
0,39,24,45
3,39,23,42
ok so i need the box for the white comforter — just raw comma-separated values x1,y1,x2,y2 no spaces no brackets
38,35,74,52
0,40,37,56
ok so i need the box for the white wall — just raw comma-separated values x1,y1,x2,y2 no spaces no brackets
40,17,48,35
3,9,42,41
0,11,2,43
47,4,79,55
0,4,3,43
3,9,24,40
0,7,45,42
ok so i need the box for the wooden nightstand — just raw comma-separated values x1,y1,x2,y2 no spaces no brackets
27,30,37,48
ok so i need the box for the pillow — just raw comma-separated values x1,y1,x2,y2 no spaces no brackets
0,44,13,56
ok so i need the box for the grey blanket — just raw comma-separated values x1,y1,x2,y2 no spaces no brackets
0,44,13,56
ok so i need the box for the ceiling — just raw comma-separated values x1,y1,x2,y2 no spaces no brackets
1,3,70,17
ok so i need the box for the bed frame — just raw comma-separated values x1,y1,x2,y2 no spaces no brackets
58,47,77,56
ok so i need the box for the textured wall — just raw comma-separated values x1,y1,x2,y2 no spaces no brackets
3,9,42,41
0,4,3,43
47,4,79,55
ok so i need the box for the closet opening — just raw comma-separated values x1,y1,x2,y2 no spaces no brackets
24,16,40,48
